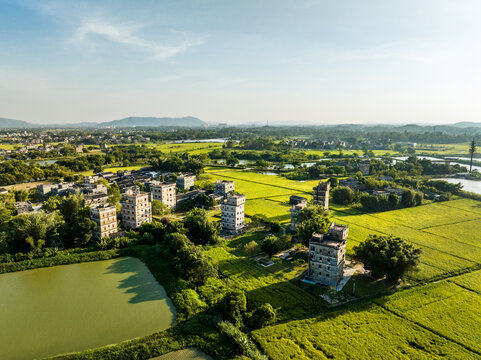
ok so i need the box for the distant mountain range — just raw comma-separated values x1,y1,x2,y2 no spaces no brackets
1,116,481,130
0,116,206,129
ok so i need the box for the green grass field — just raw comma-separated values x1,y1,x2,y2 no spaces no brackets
251,261,481,360
199,167,481,359
204,247,321,321
0,143,20,150
150,142,223,155
252,294,479,359
204,168,481,282
332,200,481,282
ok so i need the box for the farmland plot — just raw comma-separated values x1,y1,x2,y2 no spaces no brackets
252,303,478,360
205,247,320,320
376,280,481,354
367,202,481,230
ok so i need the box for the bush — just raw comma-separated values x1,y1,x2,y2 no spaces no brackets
261,236,280,258
183,208,218,245
332,186,355,205
248,303,276,329
171,289,207,318
244,241,260,255
218,321,268,360
219,289,247,328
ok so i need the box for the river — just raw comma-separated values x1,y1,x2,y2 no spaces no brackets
0,257,176,360
444,178,481,195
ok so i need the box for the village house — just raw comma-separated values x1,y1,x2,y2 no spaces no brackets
121,189,152,229
176,174,196,190
221,193,245,234
214,180,235,196
307,223,348,287
290,202,306,231
313,181,330,209
289,195,308,206
83,193,109,207
15,201,33,214
90,204,118,239
151,183,177,208
176,189,206,205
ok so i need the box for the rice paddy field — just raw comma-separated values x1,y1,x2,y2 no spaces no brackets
0,143,20,150
204,246,320,321
147,142,224,155
204,168,481,359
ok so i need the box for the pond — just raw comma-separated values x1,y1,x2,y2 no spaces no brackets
444,178,481,195
0,257,176,360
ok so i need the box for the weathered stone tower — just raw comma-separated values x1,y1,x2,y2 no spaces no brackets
313,181,330,209
308,223,348,287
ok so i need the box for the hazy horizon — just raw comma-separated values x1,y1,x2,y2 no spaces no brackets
1,0,481,125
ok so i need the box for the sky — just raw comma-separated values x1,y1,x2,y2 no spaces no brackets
0,0,481,125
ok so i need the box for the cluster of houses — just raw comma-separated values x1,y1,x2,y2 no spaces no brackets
26,169,247,240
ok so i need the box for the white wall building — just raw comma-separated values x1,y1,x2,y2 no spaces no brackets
121,189,152,229
308,223,348,287
221,193,245,234
214,180,235,196
90,204,118,239
151,183,177,208
176,174,196,190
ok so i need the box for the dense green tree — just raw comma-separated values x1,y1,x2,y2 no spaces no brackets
387,193,399,209
152,200,169,215
401,189,416,208
139,221,166,244
183,208,218,245
13,190,28,202
107,183,121,206
10,211,63,253
353,235,422,283
360,194,380,211
162,232,218,285
248,303,276,329
69,209,97,247
226,156,240,167
332,186,355,205
296,205,331,245
219,289,247,328
261,235,280,257
329,177,339,188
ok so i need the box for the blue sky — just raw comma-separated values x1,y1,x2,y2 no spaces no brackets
0,0,480,125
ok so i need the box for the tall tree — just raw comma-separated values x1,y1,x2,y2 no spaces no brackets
295,205,331,245
469,140,477,173
183,208,218,245
353,235,421,283
10,211,63,253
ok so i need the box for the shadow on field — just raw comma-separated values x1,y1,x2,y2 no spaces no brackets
105,257,166,304
225,230,268,251
267,214,291,222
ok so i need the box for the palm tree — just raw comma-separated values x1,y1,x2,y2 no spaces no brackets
469,140,477,173
337,143,344,156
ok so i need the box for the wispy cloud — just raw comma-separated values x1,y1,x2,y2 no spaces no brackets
74,19,206,61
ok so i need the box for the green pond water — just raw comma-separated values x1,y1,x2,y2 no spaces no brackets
0,257,176,360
